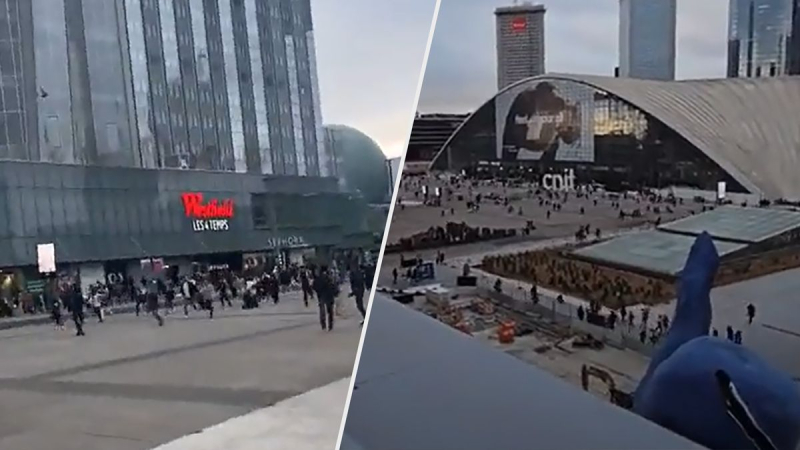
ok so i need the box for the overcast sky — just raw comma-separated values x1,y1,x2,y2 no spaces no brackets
311,0,438,158
418,0,729,113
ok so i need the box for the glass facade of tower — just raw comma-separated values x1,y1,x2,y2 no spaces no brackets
0,0,35,161
619,0,677,81
728,0,800,78
1,0,331,175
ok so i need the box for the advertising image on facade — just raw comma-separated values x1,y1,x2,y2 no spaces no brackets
496,80,596,163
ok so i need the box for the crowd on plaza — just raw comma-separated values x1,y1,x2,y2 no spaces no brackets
44,260,374,337
392,173,695,252
500,277,755,348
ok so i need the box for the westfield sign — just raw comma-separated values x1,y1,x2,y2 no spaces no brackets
181,192,234,231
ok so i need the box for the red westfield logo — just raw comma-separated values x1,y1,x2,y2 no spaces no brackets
181,192,234,219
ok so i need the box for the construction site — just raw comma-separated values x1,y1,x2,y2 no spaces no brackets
482,206,800,309
385,282,649,409
381,205,800,411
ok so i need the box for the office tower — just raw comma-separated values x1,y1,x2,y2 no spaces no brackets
728,0,800,78
407,113,468,162
619,0,677,81
495,3,546,90
0,0,332,176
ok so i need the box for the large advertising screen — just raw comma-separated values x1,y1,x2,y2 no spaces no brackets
495,80,595,163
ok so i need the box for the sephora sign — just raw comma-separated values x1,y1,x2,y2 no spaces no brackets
181,192,235,232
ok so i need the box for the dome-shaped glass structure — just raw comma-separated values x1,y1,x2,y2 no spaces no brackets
324,125,390,204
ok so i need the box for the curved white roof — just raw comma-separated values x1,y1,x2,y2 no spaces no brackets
434,74,800,200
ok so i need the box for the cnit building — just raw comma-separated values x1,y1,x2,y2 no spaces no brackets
432,74,800,202
0,0,381,292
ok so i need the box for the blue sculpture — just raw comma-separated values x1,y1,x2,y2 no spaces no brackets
633,232,800,450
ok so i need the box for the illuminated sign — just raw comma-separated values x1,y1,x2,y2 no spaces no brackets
542,169,576,191
37,243,56,274
181,192,234,232
511,17,526,31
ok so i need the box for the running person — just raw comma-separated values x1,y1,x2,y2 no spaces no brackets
147,279,164,326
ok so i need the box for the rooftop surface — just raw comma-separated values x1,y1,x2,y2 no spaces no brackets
342,294,702,450
572,230,746,276
659,206,800,243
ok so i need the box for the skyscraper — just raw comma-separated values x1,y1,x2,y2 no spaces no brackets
619,0,677,81
727,0,800,78
495,3,546,90
0,0,332,176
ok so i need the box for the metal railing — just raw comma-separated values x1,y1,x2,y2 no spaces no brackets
474,273,657,357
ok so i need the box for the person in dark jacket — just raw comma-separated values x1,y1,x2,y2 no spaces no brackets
70,285,86,336
300,269,313,307
164,283,175,313
147,279,164,327
51,298,64,330
313,267,336,331
349,266,367,325
269,276,280,305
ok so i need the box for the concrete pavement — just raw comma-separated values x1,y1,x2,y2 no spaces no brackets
154,378,349,450
0,290,363,450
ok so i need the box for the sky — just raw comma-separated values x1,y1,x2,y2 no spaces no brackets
311,0,438,158
418,0,729,113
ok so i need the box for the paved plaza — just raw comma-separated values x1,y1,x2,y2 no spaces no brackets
0,291,362,450
389,176,697,243
381,174,800,382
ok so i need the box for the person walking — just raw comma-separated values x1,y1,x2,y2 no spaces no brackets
164,282,175,314
313,267,336,331
147,279,164,327
350,266,367,326
127,275,137,304
201,281,215,319
269,275,280,305
217,281,228,310
51,298,64,330
182,278,195,317
746,303,756,325
135,279,148,317
300,269,312,307
70,285,86,337
90,289,104,323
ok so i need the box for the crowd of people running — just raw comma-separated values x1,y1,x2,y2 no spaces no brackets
47,261,375,337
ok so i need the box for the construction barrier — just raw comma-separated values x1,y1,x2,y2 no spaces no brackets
497,320,516,344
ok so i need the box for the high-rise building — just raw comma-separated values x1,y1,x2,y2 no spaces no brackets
727,0,800,78
0,0,332,176
407,113,468,163
495,3,546,90
619,0,677,81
